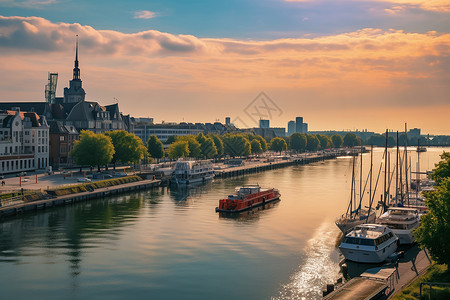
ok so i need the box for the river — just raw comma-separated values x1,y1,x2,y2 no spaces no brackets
0,147,447,299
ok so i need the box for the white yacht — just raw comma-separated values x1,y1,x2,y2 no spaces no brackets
335,210,376,234
339,224,398,263
376,207,420,244
171,160,214,185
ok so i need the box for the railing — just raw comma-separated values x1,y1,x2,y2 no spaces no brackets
0,195,24,207
420,282,450,299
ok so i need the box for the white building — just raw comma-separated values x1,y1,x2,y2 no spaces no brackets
0,111,49,175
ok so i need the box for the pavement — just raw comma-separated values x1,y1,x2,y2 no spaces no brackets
0,169,130,191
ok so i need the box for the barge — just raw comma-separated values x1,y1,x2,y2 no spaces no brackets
215,184,280,213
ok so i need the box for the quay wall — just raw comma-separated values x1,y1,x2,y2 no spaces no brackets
0,179,160,220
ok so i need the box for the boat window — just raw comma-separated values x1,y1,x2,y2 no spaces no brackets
344,237,360,245
359,239,375,246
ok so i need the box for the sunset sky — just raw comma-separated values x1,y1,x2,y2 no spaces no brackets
0,0,449,134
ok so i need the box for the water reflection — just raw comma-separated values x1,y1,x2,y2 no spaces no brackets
273,222,341,300
218,199,281,223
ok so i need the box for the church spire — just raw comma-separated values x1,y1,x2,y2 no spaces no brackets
73,35,80,80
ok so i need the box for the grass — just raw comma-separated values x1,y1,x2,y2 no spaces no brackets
391,262,450,300
48,175,142,196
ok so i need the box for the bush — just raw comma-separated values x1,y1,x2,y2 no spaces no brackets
48,175,142,196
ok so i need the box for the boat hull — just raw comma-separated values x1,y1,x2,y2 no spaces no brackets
171,174,214,185
215,195,280,213
335,212,377,234
393,230,415,244
339,239,398,263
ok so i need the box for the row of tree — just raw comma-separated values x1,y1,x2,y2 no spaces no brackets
70,130,148,171
69,130,363,168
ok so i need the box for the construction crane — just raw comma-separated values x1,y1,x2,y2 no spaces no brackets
45,72,58,104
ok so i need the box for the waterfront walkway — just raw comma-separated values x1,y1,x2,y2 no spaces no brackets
324,245,431,299
0,179,160,219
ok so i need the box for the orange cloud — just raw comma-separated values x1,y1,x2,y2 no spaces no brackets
0,16,449,133
285,0,450,12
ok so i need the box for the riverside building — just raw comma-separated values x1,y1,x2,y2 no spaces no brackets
0,110,49,174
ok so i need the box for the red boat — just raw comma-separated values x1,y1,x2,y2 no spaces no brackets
215,185,281,213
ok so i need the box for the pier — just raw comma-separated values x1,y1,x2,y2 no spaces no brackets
323,246,431,299
214,150,352,179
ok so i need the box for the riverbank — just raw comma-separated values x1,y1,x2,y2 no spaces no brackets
391,262,450,299
0,178,160,220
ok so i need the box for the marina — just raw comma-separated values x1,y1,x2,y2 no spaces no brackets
0,147,446,299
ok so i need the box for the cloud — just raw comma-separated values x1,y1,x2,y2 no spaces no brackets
133,10,157,20
0,0,58,8
284,0,450,12
0,16,449,133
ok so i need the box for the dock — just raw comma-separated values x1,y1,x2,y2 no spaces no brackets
214,151,349,179
324,246,431,299
0,179,160,220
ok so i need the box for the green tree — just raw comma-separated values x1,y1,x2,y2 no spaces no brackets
317,134,332,149
147,135,164,160
250,139,263,154
415,177,450,266
168,141,190,159
200,137,218,158
343,133,360,147
196,132,207,144
254,135,268,152
270,137,287,153
70,130,115,171
331,134,343,148
367,134,385,147
306,134,320,152
290,133,307,153
165,135,177,145
430,152,450,185
106,130,148,165
208,134,224,156
223,134,251,157
177,136,201,158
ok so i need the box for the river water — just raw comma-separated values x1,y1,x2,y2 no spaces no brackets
0,148,447,299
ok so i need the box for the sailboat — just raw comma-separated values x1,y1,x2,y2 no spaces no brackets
335,147,376,234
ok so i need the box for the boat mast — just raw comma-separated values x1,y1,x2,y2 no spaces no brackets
387,151,390,201
405,123,409,206
350,153,355,215
369,145,373,207
359,146,363,211
417,138,420,199
396,131,399,205
383,129,388,211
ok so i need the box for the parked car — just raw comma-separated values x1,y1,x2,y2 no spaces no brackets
77,177,92,182
114,172,127,177
16,172,27,177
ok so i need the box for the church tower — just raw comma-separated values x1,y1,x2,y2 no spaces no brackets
64,36,86,103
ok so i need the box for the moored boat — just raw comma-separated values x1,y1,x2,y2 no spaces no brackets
339,224,399,263
171,160,214,185
335,210,377,234
376,207,420,244
215,185,280,213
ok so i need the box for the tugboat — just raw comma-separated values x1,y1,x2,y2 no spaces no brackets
215,184,280,213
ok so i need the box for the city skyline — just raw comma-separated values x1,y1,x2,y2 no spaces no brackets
0,1,449,134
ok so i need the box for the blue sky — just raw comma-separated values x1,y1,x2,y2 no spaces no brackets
1,0,449,39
